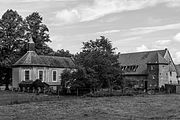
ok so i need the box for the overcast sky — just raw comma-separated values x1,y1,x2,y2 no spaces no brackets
1,0,180,63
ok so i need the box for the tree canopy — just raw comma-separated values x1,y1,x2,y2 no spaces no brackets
24,12,53,55
62,36,122,93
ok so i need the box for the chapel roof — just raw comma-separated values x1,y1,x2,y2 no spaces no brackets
13,51,75,68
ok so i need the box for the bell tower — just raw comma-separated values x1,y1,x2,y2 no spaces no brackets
28,36,35,51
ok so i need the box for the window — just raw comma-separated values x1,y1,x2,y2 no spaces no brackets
52,70,57,82
25,70,30,81
38,70,43,81
170,72,172,76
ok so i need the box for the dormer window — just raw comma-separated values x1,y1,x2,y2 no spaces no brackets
121,65,138,72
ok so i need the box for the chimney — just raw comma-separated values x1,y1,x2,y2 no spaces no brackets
28,36,35,51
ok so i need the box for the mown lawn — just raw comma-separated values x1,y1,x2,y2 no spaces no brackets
0,91,180,120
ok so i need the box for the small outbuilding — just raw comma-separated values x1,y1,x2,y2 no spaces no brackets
12,37,75,91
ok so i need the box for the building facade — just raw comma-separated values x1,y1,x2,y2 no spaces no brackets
118,49,178,89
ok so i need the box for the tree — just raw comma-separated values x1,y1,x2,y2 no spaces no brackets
51,49,72,57
24,12,53,55
0,9,26,90
74,36,122,92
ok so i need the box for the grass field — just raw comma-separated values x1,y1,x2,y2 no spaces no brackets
0,91,180,120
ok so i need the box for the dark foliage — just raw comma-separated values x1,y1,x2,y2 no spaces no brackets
61,36,123,95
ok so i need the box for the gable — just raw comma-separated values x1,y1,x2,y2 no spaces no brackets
164,50,176,72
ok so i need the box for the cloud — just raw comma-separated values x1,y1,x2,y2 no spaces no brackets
126,23,180,36
96,23,180,37
166,0,180,7
47,35,63,51
174,32,180,42
55,9,80,24
18,0,77,2
97,30,120,34
136,44,157,52
80,0,159,22
136,45,149,52
114,36,141,44
55,0,175,25
174,51,180,63
155,40,171,45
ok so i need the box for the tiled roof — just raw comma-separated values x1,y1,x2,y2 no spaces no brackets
39,55,75,68
118,49,167,75
13,51,75,68
13,51,47,67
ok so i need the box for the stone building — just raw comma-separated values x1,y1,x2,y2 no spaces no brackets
118,49,178,89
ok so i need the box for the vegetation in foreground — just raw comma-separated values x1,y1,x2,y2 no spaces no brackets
0,91,180,120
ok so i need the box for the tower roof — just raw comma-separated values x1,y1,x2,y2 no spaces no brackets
13,51,47,67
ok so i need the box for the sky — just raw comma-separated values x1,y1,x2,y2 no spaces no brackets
1,0,180,63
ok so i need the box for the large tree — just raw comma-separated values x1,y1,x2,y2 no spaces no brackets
67,36,122,92
24,12,53,55
0,10,26,90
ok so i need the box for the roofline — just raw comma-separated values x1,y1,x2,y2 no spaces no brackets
120,49,167,55
165,50,177,72
12,64,76,68
147,63,169,65
122,74,148,76
39,55,72,59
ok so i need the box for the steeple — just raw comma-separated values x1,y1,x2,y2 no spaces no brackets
28,36,35,51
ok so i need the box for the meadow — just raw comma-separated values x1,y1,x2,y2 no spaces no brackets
0,91,180,120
